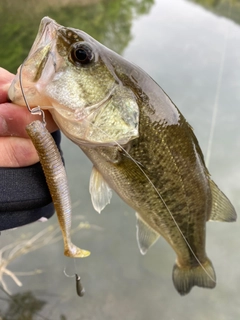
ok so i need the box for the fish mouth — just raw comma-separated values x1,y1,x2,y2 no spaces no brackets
28,17,59,58
8,17,59,105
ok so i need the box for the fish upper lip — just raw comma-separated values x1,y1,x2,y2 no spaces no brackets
23,19,58,84
28,17,58,59
41,16,57,26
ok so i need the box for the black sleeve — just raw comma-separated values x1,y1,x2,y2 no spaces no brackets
0,130,63,231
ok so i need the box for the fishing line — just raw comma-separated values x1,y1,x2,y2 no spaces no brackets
19,47,57,122
63,267,75,278
83,118,216,283
19,61,46,125
205,0,232,167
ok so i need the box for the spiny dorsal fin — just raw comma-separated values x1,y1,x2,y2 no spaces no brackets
136,212,160,255
208,179,237,222
89,166,112,214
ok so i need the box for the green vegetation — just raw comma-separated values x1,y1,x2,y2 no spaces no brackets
0,0,154,73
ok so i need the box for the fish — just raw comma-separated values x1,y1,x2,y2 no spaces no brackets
8,17,237,295
25,120,90,258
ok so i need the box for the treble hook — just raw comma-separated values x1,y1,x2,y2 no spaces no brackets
19,61,46,126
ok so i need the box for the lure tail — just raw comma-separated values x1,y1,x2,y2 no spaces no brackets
64,243,90,258
172,258,216,295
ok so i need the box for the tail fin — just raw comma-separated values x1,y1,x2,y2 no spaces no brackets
172,258,216,295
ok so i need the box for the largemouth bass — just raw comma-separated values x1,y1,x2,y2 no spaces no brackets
8,17,237,295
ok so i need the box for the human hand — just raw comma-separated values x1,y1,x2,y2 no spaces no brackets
0,67,58,167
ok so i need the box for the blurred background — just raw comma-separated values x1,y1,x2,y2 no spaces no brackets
0,0,240,319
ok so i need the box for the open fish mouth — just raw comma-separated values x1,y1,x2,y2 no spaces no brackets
26,17,60,82
28,17,59,58
8,17,59,105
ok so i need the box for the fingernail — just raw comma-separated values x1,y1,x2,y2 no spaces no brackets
0,115,8,135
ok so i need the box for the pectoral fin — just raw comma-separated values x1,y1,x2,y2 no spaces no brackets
208,179,237,222
136,212,160,255
89,166,112,214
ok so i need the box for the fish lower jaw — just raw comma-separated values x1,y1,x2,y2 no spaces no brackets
8,81,41,107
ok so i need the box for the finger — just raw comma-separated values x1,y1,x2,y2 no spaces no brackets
0,102,58,137
0,136,39,167
0,68,14,83
0,68,14,103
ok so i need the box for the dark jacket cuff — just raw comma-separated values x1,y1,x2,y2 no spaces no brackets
0,130,62,231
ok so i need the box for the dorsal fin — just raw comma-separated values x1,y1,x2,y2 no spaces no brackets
208,179,237,222
89,166,112,214
136,212,160,255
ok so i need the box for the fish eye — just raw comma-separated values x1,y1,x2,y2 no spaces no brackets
69,43,94,66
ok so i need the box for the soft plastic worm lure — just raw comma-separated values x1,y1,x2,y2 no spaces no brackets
25,121,90,258
18,61,90,258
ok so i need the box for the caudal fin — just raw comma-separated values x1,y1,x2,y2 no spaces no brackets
172,258,216,295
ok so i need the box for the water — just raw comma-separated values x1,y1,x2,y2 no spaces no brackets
0,0,240,319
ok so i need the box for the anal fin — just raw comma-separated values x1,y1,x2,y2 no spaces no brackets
208,179,237,222
89,166,112,214
136,212,160,255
